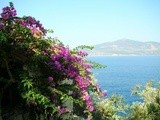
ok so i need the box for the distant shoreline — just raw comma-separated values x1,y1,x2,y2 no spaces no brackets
88,39,160,57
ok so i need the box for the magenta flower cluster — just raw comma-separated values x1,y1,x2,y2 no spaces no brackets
16,16,46,35
57,106,71,116
48,45,95,117
0,5,16,19
0,4,46,35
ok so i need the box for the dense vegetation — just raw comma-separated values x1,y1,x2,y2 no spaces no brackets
0,3,160,120
0,3,106,120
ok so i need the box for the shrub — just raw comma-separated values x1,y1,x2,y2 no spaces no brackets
0,2,103,120
127,81,160,120
92,94,128,120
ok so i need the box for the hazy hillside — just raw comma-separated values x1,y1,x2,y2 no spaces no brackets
89,38,160,56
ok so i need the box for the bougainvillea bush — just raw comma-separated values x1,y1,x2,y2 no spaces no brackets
0,3,105,120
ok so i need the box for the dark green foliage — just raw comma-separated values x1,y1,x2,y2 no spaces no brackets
0,3,103,120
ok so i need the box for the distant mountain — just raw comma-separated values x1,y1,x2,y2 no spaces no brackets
88,38,160,56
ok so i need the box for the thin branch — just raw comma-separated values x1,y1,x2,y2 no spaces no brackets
3,58,15,82
1,58,17,92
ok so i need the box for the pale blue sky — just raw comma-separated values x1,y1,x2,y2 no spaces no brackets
0,0,160,48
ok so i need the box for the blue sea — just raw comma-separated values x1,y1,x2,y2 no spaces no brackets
87,56,160,104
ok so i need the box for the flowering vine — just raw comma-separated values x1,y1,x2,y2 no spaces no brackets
0,2,104,120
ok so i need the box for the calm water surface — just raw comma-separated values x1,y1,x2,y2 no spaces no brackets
88,56,160,104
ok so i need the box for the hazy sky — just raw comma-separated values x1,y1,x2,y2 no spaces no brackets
0,0,160,48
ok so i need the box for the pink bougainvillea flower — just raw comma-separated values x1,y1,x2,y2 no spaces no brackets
48,76,53,82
